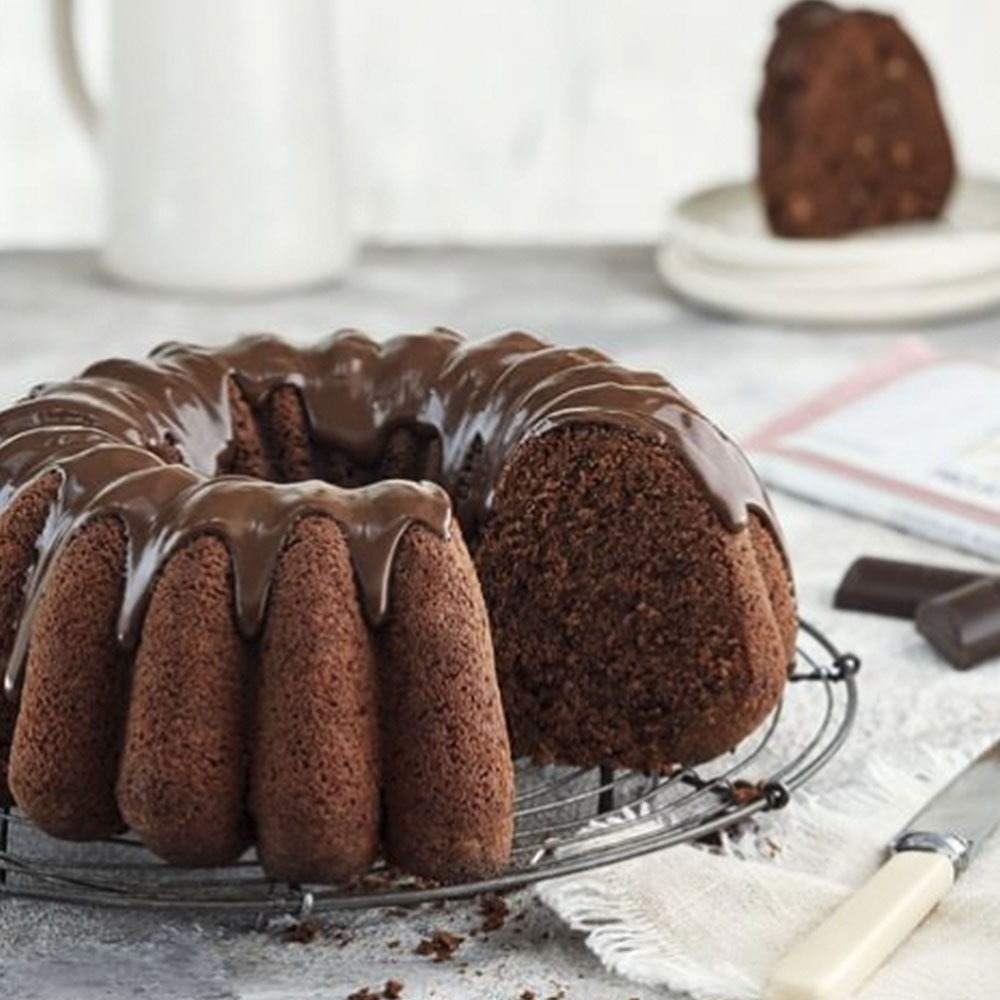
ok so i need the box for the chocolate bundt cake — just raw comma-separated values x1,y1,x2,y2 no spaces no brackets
758,1,955,238
0,330,796,884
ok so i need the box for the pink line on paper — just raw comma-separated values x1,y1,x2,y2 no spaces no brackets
745,337,938,449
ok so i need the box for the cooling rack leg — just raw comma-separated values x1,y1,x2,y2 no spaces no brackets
597,765,615,815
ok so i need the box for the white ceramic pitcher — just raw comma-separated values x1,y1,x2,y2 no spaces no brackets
53,0,353,294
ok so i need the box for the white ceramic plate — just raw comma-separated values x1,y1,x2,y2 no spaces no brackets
669,176,1000,283
658,241,1000,325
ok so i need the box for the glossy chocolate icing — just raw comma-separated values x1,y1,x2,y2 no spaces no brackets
777,0,838,33
769,1,841,81
0,329,782,699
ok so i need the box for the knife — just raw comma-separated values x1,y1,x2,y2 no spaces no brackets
765,736,1000,1000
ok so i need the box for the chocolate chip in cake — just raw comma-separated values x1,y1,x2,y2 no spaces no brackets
788,194,815,223
853,133,876,157
884,55,909,80
897,191,920,216
891,140,914,167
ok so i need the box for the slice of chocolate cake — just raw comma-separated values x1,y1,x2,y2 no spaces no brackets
757,1,955,238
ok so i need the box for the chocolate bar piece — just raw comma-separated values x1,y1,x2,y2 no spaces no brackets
834,557,988,619
916,578,1000,670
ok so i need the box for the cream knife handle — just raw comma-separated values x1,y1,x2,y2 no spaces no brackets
765,850,955,1000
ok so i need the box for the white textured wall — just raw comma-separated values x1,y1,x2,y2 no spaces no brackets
3,0,1000,245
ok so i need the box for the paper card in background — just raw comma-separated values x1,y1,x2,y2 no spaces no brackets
747,339,1000,561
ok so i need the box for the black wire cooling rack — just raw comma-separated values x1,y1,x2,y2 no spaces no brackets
0,618,858,917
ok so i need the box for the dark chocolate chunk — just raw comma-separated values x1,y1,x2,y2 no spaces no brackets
834,557,988,619
916,578,1000,670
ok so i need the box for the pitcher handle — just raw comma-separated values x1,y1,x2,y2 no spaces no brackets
52,0,99,137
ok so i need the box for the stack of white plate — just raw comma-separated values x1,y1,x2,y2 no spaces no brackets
658,177,1000,325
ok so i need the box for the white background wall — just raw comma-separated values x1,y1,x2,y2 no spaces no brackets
4,0,1000,246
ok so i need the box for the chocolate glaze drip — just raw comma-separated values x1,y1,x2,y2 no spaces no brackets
767,1,842,84
777,0,839,33
0,329,782,700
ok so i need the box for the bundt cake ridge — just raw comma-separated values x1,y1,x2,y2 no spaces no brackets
0,329,795,885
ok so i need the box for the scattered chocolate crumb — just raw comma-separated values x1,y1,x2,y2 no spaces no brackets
697,792,763,849
698,820,759,850
346,989,378,1000
383,981,403,999
386,939,400,949
479,893,509,932
730,780,764,806
353,868,402,891
415,928,464,962
281,917,320,944
518,992,536,1000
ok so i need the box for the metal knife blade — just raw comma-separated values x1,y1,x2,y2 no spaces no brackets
891,736,1000,871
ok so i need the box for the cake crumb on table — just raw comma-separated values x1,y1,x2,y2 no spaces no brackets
729,779,764,806
479,892,510,931
342,981,402,1000
281,918,320,944
333,928,355,948
415,928,464,962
